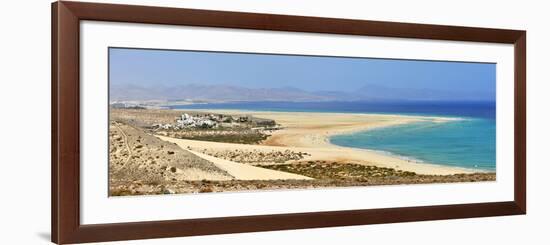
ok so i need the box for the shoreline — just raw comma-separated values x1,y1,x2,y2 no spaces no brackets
165,109,485,175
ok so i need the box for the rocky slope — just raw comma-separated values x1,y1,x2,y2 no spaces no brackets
109,121,233,195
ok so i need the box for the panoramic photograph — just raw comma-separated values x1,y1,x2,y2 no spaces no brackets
108,47,496,196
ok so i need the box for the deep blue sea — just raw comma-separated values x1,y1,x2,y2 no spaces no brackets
170,101,496,171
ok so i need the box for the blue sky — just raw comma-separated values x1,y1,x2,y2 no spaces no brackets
109,48,496,100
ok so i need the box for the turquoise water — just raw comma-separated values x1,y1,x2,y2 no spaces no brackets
172,101,496,171
330,118,496,171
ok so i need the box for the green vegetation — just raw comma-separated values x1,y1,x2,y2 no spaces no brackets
259,161,417,180
161,129,269,144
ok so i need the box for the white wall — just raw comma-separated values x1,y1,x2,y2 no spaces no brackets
0,0,547,244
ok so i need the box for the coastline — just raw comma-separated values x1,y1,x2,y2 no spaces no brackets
168,109,481,175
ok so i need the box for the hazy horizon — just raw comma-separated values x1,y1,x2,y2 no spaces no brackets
109,47,496,102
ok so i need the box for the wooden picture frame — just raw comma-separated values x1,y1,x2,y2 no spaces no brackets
51,1,526,244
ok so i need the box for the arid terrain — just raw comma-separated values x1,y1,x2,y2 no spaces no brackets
109,108,495,196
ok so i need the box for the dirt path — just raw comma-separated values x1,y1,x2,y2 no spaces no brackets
186,150,313,180
114,123,133,166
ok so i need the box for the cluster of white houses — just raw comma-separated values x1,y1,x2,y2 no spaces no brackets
152,113,275,130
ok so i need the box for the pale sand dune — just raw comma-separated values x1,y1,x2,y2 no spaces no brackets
162,110,475,175
185,150,313,180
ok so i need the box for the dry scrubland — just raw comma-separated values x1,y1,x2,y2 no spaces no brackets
109,121,233,195
109,108,495,196
112,108,270,144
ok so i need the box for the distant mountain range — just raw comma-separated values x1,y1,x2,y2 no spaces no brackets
110,83,494,102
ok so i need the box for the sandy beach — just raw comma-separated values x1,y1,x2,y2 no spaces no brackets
109,108,494,195
164,109,475,175
106,47,496,196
